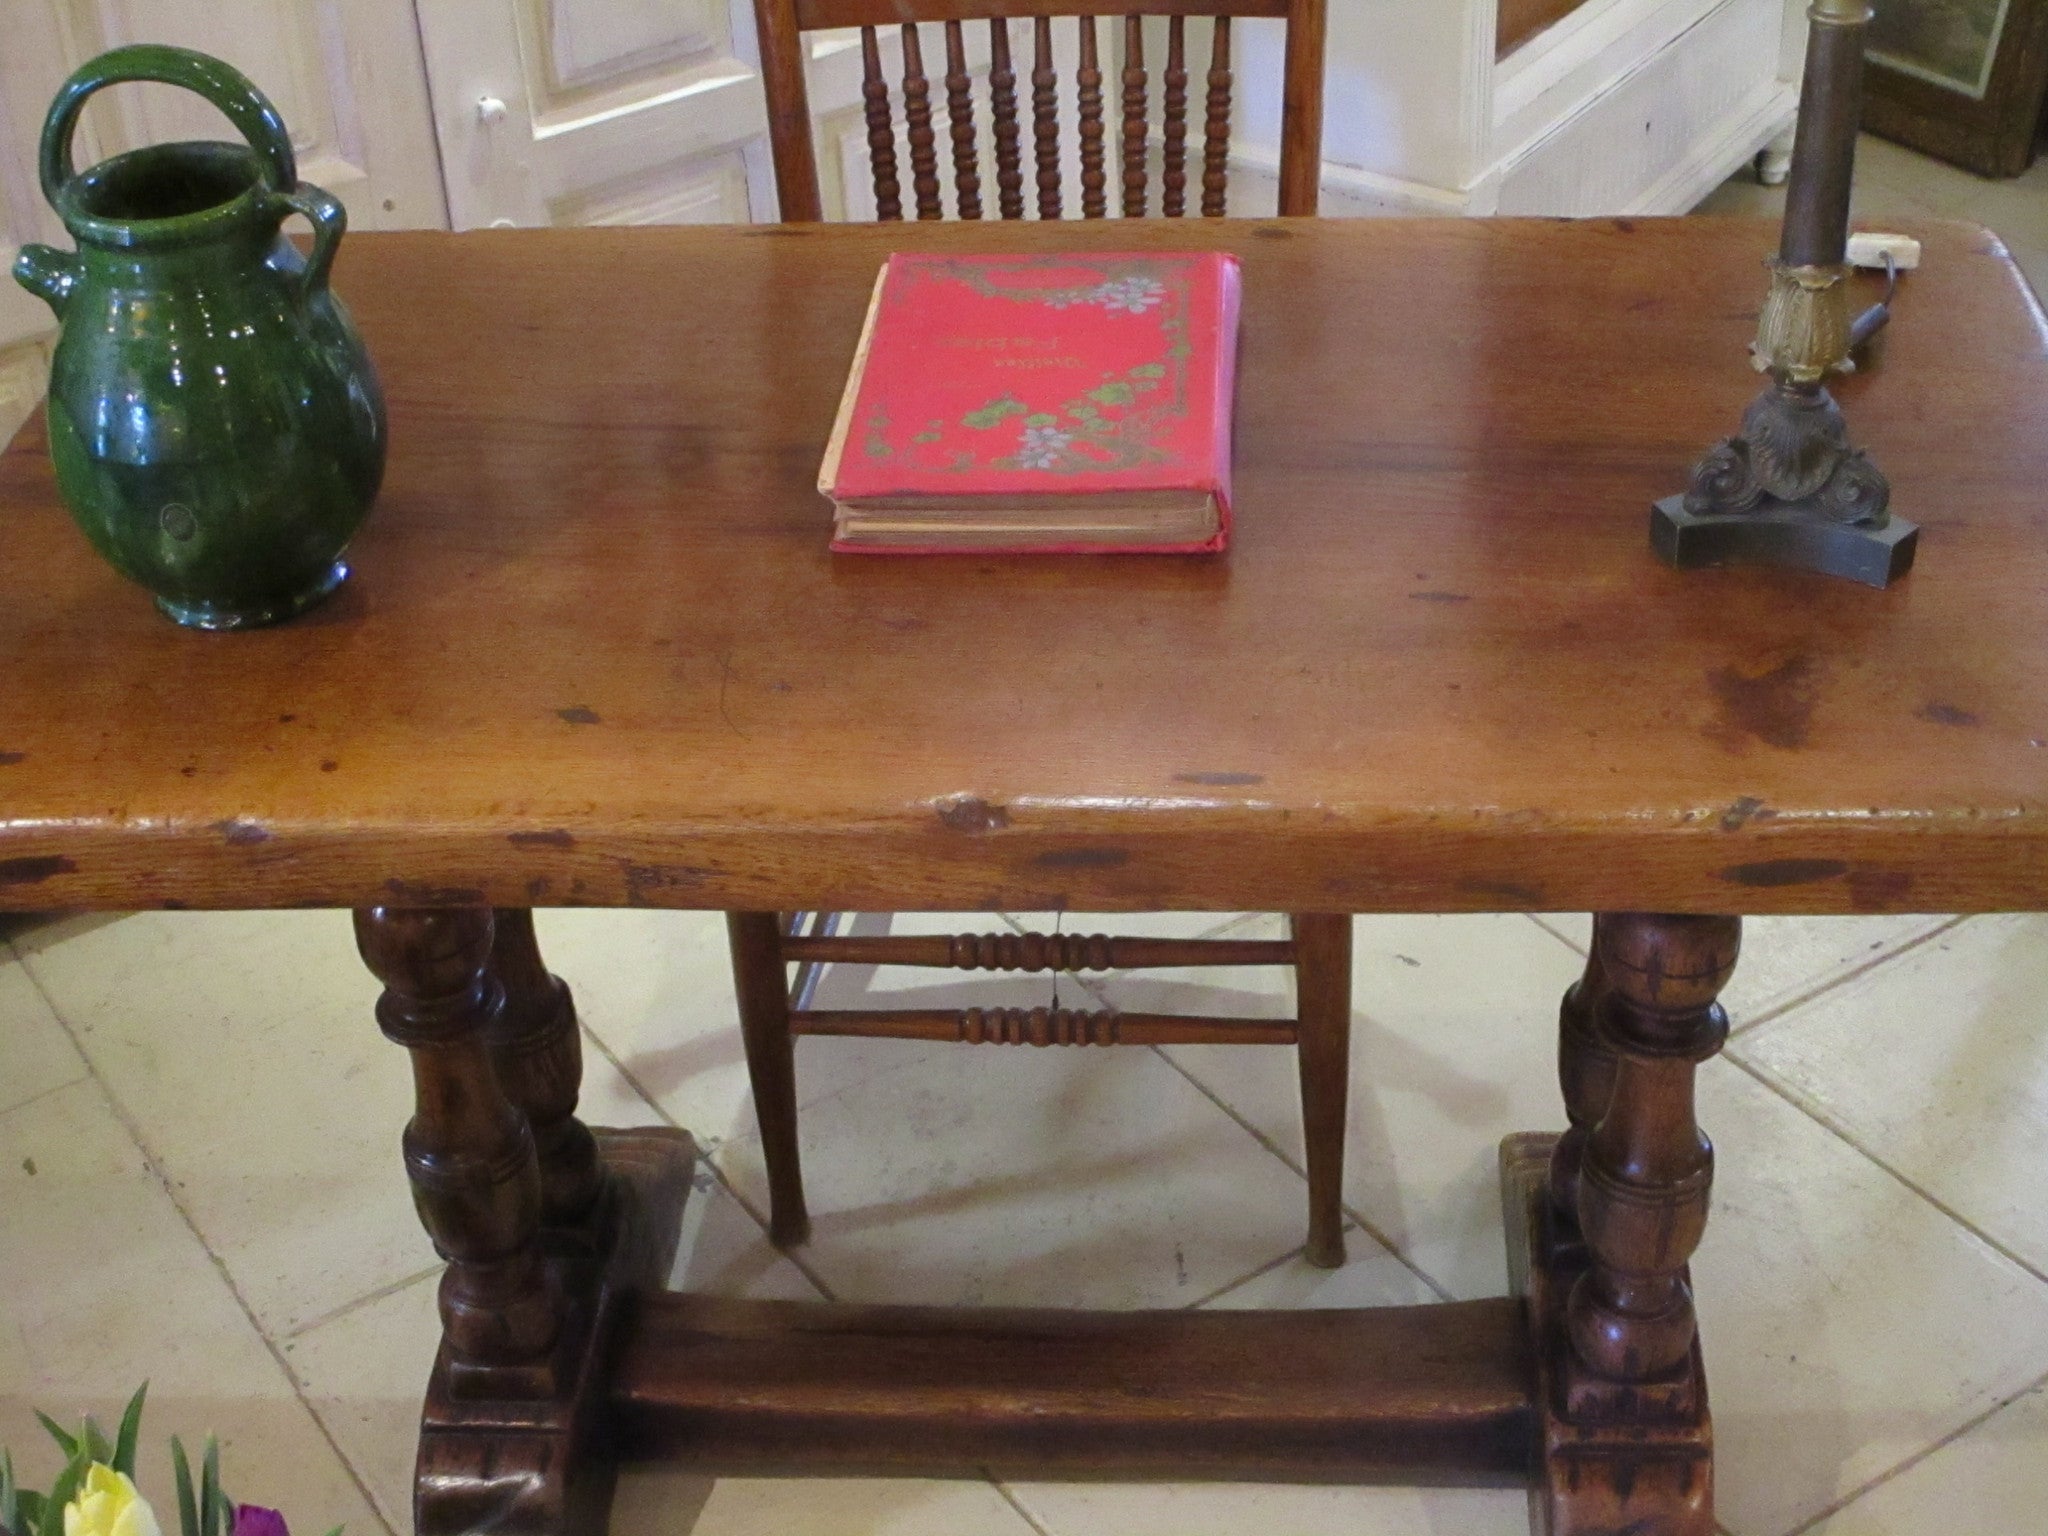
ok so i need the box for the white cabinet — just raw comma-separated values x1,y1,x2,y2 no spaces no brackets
1234,0,1804,217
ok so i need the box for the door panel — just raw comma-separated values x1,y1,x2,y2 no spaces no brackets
421,0,780,228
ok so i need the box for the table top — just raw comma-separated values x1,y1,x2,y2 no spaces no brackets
3,216,2045,916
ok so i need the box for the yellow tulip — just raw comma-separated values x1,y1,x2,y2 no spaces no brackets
64,1466,163,1536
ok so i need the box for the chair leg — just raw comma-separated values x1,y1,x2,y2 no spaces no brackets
1290,913,1352,1268
727,911,811,1248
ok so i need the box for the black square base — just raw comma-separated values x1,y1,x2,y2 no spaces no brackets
1651,497,1918,588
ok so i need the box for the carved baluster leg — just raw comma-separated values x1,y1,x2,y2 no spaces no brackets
729,911,811,1247
1547,914,1616,1223
1568,913,1736,1388
1517,910,1737,1536
356,906,558,1365
1291,913,1351,1270
488,908,605,1231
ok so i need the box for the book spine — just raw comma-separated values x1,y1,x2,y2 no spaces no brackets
1209,253,1241,548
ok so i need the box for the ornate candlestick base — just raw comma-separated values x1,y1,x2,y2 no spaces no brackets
1652,376,1917,588
1656,0,1918,589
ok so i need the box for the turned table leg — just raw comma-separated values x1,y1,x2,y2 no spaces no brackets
1568,913,1737,1392
356,905,559,1364
1547,915,1616,1222
358,904,697,1536
488,908,605,1231
1507,911,1739,1536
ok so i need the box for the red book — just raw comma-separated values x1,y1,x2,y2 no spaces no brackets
819,251,1241,553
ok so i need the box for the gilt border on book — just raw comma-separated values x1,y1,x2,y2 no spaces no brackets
861,256,1196,477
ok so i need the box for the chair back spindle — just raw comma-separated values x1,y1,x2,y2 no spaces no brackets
1077,19,1107,218
943,21,983,218
900,25,944,218
1203,16,1231,218
756,1,1325,223
1162,16,1188,217
859,27,903,219
1031,17,1063,219
989,20,1025,218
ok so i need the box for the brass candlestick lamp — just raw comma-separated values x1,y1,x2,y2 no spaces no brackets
1652,0,1916,587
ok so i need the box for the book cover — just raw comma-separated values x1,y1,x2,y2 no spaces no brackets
820,251,1240,554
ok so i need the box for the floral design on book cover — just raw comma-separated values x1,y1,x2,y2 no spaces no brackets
860,256,1196,476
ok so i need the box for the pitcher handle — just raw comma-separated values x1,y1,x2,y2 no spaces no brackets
276,184,346,299
38,44,298,208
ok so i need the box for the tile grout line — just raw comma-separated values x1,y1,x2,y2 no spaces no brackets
1522,913,1586,957
10,945,399,1536
1521,912,1974,1041
1720,1050,2048,1289
1778,1361,2048,1536
1144,1040,1458,1305
574,1017,842,1303
574,1017,726,1154
1726,915,1971,1040
1183,1241,1322,1309
1052,921,1461,1298
698,1151,842,1303
991,1478,1057,1536
283,1263,444,1342
0,1068,96,1124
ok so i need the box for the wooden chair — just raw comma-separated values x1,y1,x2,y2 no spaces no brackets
752,0,1328,222
734,0,1346,1267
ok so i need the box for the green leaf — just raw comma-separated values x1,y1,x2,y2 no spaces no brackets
961,396,1026,431
201,1440,233,1536
1023,413,1057,428
114,1386,147,1480
41,1451,86,1536
18,1492,47,1535
1087,382,1135,407
199,1441,222,1536
33,1415,76,1461
81,1420,113,1469
172,1439,200,1536
3,1448,18,1534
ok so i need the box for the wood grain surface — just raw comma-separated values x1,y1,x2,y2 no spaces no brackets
2,217,2044,916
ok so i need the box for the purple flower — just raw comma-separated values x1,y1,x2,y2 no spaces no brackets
231,1508,288,1536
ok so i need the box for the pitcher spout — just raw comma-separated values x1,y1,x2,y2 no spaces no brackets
13,244,80,316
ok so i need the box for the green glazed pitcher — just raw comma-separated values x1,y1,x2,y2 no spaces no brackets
13,45,385,629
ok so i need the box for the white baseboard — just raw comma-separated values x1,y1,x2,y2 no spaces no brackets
1227,140,1483,217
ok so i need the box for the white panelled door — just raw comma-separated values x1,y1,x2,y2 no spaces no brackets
413,6,1016,229
417,0,787,228
0,0,444,355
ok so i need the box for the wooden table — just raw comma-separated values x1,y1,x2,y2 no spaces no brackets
3,217,2044,1536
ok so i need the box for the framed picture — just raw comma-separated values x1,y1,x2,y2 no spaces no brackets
1862,0,2048,176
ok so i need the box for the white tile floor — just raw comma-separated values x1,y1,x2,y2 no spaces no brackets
7,906,2048,1536
7,132,2048,1536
